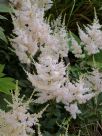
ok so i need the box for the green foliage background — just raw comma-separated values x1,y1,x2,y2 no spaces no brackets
0,0,102,136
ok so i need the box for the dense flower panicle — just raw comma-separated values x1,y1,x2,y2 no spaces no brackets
27,67,95,118
11,27,38,63
70,35,83,58
0,89,46,136
10,0,52,63
10,0,52,10
27,55,66,92
65,103,81,119
85,69,102,92
57,80,94,118
10,0,68,63
9,0,100,119
51,16,69,57
78,14,102,55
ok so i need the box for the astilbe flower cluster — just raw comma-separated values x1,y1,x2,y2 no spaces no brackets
0,86,47,136
78,14,102,55
70,34,83,58
9,0,102,119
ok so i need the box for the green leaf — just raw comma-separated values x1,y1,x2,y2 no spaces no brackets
0,64,16,94
0,77,15,94
0,4,11,13
0,27,8,43
0,15,8,20
0,64,5,73
87,51,102,69
0,73,5,77
70,31,81,44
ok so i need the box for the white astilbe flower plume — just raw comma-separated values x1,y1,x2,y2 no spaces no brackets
78,12,102,55
51,16,69,57
27,53,95,119
85,69,102,92
9,0,52,10
27,44,67,102
0,86,47,136
70,35,83,58
10,0,68,64
9,0,97,119
10,0,53,64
